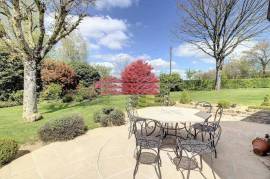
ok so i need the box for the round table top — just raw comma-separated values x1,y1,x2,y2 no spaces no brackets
137,106,211,123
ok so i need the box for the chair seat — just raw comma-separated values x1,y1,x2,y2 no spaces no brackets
136,135,161,149
192,123,216,132
179,139,212,154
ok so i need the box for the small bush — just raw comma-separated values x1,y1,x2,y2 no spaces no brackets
110,109,125,126
0,101,19,108
62,94,74,103
76,85,97,101
38,115,86,142
94,107,125,127
93,111,102,123
217,100,231,109
261,95,270,106
41,83,62,100
9,90,23,105
179,91,192,104
0,138,18,166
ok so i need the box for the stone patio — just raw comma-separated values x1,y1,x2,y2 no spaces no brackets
0,109,270,179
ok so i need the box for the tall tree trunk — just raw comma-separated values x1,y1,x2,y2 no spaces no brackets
215,59,224,90
262,64,267,77
23,59,41,122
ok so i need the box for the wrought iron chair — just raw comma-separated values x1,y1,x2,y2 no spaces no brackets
192,106,223,158
133,117,164,179
174,124,222,179
125,98,138,138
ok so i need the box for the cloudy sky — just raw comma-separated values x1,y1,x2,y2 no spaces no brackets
74,0,269,77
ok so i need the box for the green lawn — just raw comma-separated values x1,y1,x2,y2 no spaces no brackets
0,95,126,144
172,88,270,106
0,88,269,144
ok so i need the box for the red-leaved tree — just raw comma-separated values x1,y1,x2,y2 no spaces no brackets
121,60,159,95
96,76,122,95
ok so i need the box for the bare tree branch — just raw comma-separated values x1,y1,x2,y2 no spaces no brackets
176,0,270,89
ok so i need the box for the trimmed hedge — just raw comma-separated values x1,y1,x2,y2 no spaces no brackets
183,78,270,90
38,115,87,142
0,138,18,166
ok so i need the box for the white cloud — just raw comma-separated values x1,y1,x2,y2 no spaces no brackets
91,62,114,68
91,53,175,76
78,16,130,50
147,58,176,69
174,43,215,64
95,0,138,10
93,53,134,63
174,40,257,64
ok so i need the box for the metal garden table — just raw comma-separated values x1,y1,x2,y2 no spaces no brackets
137,106,212,139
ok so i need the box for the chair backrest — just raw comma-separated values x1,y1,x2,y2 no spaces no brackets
213,106,223,124
133,117,162,139
125,100,137,122
195,101,212,113
209,124,222,147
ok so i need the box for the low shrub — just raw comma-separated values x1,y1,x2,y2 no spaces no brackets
93,111,103,123
9,90,23,105
179,91,192,104
76,85,97,102
109,109,126,126
38,115,86,142
217,100,231,109
41,83,62,100
261,95,270,106
0,101,19,108
62,93,74,103
94,107,125,127
0,138,18,166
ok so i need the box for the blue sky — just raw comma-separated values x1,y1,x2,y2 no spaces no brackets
74,0,269,77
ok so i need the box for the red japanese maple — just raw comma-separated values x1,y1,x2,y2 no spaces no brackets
96,76,122,95
121,60,159,95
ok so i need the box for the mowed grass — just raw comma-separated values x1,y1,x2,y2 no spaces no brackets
172,88,270,106
0,88,269,144
0,95,126,144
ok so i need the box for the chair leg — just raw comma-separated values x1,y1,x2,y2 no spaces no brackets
201,132,204,142
187,159,191,179
199,155,203,171
133,147,141,179
214,149,217,158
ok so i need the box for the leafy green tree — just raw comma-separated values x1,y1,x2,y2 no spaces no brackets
185,69,197,80
69,61,100,87
0,53,23,101
0,0,95,121
94,65,112,78
160,73,183,92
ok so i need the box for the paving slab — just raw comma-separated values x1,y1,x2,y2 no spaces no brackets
0,107,270,179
